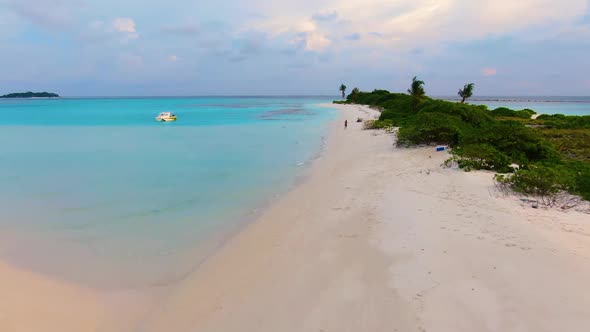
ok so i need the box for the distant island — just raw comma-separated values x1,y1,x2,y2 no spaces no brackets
0,91,60,98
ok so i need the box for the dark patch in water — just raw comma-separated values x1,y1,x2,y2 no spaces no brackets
257,108,316,120
180,104,254,109
259,118,308,121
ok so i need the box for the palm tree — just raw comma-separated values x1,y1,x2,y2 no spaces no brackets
407,76,425,111
339,84,347,99
458,83,475,103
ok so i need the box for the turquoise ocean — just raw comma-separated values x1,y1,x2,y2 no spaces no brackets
0,97,335,289
0,96,588,291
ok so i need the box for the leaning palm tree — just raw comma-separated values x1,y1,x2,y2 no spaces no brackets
407,76,425,111
458,83,475,103
339,84,347,99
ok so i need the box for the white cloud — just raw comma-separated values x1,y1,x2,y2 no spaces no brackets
297,19,317,32
305,32,331,51
80,18,138,43
113,18,136,33
291,31,332,52
481,68,497,76
246,0,587,52
111,18,139,42
4,0,590,95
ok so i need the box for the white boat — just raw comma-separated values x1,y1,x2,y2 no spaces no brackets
155,112,177,122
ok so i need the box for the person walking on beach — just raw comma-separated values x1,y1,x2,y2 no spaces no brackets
344,119,348,129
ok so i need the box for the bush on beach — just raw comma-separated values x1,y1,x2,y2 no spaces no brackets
446,144,512,173
363,119,395,133
490,107,536,119
494,165,571,197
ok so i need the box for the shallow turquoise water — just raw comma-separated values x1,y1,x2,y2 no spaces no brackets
0,97,335,288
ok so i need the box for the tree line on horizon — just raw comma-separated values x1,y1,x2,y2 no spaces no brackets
0,91,60,98
339,77,475,107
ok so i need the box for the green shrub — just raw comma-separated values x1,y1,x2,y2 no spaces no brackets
379,94,415,113
539,128,590,161
494,165,572,200
363,119,394,130
459,121,560,165
397,125,421,146
376,93,422,126
565,160,590,200
450,144,512,172
347,89,394,105
490,107,516,117
397,112,463,146
490,107,536,119
536,114,590,129
347,87,361,103
519,109,536,118
363,120,377,129
421,100,493,126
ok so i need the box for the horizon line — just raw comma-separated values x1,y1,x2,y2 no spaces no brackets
17,94,590,98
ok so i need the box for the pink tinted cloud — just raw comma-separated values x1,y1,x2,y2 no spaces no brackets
113,18,136,33
481,67,497,76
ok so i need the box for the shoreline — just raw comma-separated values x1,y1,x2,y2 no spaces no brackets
0,102,341,331
142,104,590,331
1,103,590,331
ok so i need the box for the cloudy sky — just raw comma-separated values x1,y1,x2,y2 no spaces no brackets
1,0,589,96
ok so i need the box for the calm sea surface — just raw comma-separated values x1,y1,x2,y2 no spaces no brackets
0,97,335,289
441,96,590,116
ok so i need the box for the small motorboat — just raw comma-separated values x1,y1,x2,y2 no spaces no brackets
155,112,177,122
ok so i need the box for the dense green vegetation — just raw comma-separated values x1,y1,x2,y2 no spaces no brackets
0,91,59,98
490,107,536,119
536,114,590,129
337,85,590,202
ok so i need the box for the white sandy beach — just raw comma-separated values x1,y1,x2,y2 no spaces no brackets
1,104,590,331
143,104,590,331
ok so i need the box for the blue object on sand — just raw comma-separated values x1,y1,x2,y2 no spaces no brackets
436,146,445,152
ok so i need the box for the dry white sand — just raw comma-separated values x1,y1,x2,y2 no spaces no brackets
1,104,589,331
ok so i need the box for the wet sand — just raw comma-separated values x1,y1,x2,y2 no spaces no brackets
2,104,589,331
